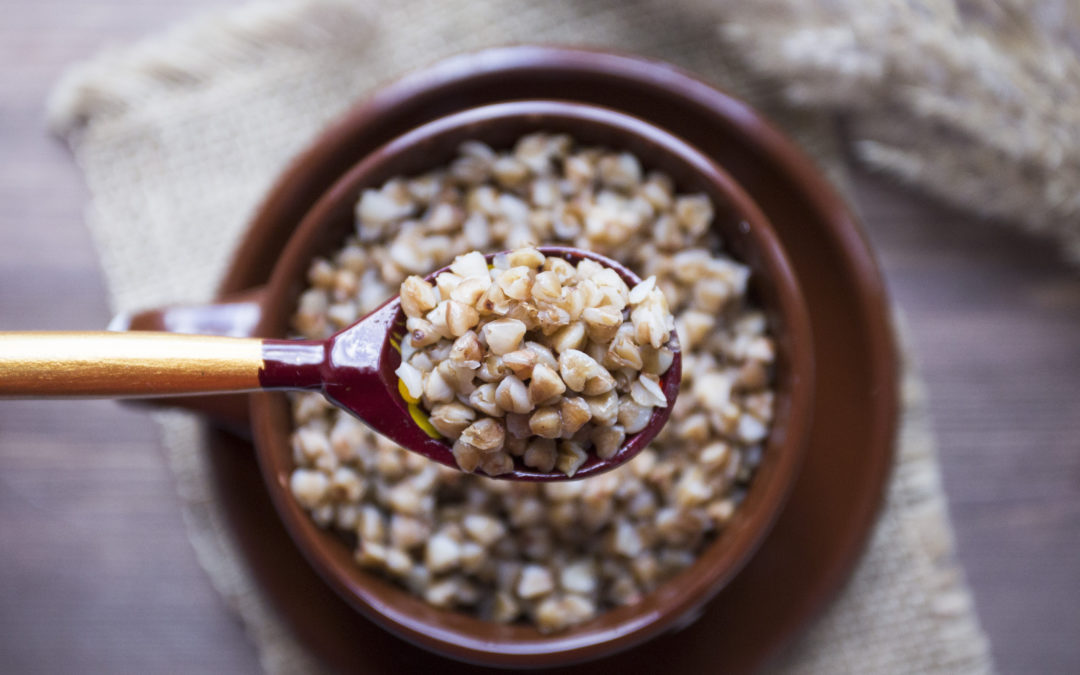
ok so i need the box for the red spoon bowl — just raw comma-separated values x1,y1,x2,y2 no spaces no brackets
274,244,682,481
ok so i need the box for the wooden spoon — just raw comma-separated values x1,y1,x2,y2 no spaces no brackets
0,247,681,480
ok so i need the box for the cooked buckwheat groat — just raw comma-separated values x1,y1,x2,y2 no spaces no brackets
288,133,776,633
395,246,675,477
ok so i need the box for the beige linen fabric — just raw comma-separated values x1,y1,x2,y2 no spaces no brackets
48,0,995,672
710,0,1080,263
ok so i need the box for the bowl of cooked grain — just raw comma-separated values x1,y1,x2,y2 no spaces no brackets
119,83,815,663
168,97,809,667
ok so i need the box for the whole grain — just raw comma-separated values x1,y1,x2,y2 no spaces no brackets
397,246,674,476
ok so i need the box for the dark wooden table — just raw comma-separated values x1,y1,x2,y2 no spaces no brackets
2,2,1078,673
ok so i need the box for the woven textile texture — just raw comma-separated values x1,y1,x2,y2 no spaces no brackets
48,0,999,672
710,0,1080,263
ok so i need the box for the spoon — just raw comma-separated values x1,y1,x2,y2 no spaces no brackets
0,247,681,480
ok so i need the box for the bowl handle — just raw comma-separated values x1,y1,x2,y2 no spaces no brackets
109,287,266,433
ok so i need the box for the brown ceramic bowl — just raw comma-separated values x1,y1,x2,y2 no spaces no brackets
120,92,816,663
151,46,899,673
224,99,813,667
115,46,905,672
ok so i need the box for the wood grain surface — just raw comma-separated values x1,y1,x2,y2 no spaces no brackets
1,2,1078,673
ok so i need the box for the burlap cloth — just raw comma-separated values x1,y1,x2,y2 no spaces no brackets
45,0,1027,671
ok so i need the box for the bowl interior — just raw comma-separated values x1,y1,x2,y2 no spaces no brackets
250,99,813,666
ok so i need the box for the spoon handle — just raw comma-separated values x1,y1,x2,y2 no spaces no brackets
0,331,321,398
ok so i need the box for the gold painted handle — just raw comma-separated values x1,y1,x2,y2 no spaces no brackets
0,331,266,398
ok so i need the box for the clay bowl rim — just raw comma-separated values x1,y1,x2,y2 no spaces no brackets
248,99,815,667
